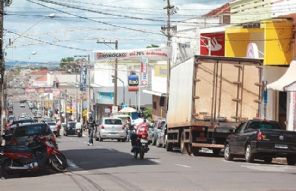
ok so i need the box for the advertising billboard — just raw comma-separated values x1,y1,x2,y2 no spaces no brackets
200,32,225,56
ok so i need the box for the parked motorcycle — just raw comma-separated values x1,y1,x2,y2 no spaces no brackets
0,135,67,178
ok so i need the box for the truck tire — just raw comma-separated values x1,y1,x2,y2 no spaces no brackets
224,144,233,161
245,144,254,163
287,156,296,165
192,148,200,156
180,133,190,155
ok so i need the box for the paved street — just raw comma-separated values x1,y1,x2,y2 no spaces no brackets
1,134,296,191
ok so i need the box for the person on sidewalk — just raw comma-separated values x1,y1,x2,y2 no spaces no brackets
87,113,95,146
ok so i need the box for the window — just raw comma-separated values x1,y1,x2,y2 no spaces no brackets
105,119,122,125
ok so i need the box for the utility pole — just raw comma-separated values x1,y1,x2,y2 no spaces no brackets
162,0,176,113
96,40,118,106
0,0,4,137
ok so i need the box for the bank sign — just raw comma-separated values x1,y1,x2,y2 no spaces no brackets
93,47,168,61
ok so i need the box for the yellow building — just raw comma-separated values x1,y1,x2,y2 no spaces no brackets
225,19,293,65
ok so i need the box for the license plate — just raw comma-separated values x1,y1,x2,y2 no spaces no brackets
275,144,288,149
141,139,148,144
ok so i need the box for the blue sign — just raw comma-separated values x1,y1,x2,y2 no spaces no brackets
128,74,139,86
98,92,114,105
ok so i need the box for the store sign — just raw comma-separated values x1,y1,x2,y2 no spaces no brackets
93,47,168,61
97,92,114,104
128,73,139,92
200,32,225,56
172,42,193,66
140,57,148,86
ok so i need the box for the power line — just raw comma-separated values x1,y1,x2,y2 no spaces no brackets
5,29,91,51
26,0,164,36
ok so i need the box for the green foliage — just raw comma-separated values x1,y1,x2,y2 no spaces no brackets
60,57,76,72
143,107,152,121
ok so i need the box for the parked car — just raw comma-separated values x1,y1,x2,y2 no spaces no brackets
4,123,57,147
155,122,167,148
46,121,60,137
152,119,166,145
63,121,81,137
224,119,296,165
95,117,126,142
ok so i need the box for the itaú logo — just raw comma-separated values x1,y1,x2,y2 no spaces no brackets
209,38,222,51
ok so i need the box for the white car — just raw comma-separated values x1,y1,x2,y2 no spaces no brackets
47,122,59,136
95,117,127,142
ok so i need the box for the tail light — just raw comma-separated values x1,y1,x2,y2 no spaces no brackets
257,131,266,141
101,125,104,129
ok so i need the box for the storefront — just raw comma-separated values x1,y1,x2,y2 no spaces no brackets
224,19,294,126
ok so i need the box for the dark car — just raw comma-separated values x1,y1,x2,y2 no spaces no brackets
63,121,78,136
224,119,296,165
3,123,56,147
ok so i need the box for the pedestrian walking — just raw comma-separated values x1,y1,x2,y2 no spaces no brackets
87,113,95,146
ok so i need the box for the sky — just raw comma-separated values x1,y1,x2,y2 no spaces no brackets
4,0,229,63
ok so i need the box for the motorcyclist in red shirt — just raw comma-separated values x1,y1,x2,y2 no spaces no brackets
130,119,149,152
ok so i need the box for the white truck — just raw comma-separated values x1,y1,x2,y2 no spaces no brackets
166,55,263,155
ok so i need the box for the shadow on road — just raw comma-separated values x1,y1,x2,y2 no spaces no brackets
63,148,158,171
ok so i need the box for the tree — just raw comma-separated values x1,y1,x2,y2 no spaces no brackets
60,57,75,72
143,107,152,122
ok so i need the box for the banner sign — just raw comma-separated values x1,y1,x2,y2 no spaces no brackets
200,32,225,56
140,57,148,86
80,66,87,91
172,42,193,66
93,47,168,61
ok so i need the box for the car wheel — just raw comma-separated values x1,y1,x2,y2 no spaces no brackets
287,156,296,165
245,144,254,163
224,144,233,161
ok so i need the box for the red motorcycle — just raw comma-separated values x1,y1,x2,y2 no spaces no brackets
0,136,67,178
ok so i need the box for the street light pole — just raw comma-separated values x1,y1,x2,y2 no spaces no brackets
0,1,4,137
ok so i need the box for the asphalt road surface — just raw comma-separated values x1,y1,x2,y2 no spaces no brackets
1,132,296,191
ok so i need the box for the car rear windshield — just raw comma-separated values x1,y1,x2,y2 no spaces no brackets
249,121,281,130
47,122,56,126
14,124,51,137
105,119,122,125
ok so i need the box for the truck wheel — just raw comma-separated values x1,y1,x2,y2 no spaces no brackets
224,144,233,161
192,148,200,156
180,133,190,155
245,144,254,163
287,156,296,165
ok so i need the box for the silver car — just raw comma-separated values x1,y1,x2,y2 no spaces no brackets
95,117,127,142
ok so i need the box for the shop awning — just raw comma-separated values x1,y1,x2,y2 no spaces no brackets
267,60,296,91
143,89,166,97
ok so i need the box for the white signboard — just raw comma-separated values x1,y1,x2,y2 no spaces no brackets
93,47,168,61
112,106,118,113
